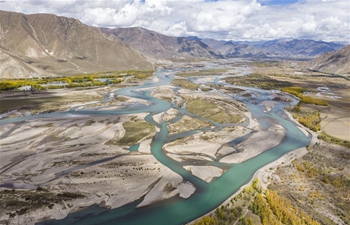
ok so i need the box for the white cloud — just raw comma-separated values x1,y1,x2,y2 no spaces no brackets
0,0,348,42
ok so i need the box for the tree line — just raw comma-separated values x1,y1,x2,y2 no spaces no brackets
0,70,154,91
281,86,328,106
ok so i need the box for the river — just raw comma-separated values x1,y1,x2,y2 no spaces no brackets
0,65,311,225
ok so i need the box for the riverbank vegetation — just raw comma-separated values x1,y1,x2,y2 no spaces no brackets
176,68,229,77
192,179,320,225
0,94,102,115
291,105,321,132
270,142,350,225
225,74,327,107
0,188,85,218
224,73,291,90
318,132,350,148
0,70,154,91
281,87,328,106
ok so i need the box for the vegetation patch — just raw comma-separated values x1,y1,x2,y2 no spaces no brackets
318,132,350,148
0,97,59,114
281,86,328,106
0,95,102,115
291,105,321,132
251,61,280,68
118,120,155,146
251,189,319,225
185,98,243,124
0,189,85,218
192,179,320,225
0,70,154,91
269,142,350,225
172,79,200,90
168,115,212,133
225,73,291,90
176,69,229,77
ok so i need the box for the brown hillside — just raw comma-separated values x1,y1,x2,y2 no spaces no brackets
0,10,152,78
306,45,350,75
100,27,222,62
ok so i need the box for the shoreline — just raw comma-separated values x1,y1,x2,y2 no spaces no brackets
188,105,318,224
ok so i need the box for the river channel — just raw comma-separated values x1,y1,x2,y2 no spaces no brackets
1,65,311,225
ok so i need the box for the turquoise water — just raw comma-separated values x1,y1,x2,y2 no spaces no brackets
0,67,311,225
128,143,140,151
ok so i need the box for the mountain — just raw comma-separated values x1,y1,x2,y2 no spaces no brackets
201,39,267,58
252,39,344,58
201,38,344,59
306,45,350,75
0,10,152,78
100,27,222,62
0,10,346,78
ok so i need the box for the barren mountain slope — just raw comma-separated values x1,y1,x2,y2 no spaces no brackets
0,10,152,78
101,27,222,61
306,45,350,75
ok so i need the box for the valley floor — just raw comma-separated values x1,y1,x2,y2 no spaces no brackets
0,60,349,225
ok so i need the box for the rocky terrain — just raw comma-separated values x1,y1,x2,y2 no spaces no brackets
306,45,350,76
100,27,222,62
0,10,152,78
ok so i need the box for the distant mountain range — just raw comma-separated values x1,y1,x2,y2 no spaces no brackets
0,10,347,78
100,27,222,62
198,38,344,59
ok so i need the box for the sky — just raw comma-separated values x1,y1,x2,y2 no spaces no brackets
0,0,349,42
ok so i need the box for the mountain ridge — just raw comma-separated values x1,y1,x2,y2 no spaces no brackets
0,10,346,78
0,10,153,78
199,38,344,59
99,27,223,62
305,45,350,75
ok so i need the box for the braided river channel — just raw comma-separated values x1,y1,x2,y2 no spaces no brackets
1,65,311,225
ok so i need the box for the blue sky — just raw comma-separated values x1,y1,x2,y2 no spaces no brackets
0,0,349,42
